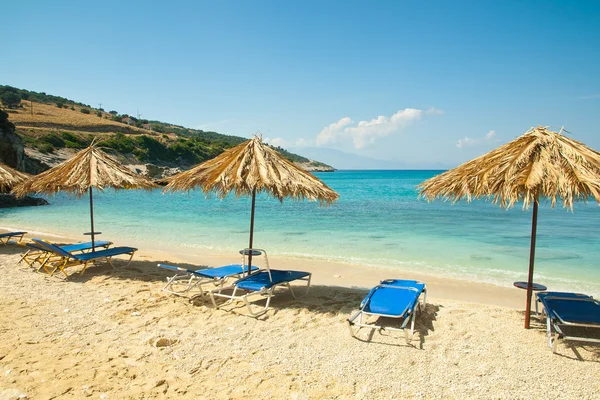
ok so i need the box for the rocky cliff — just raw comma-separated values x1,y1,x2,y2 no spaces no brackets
0,110,49,207
0,110,24,169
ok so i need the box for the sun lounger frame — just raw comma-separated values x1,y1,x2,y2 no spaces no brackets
157,263,258,298
208,248,312,317
19,240,112,272
0,231,27,245
32,239,136,277
536,292,600,353
347,279,427,343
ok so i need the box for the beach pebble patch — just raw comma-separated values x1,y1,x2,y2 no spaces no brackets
0,388,28,399
150,337,178,348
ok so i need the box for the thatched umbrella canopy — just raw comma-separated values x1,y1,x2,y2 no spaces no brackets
164,136,339,271
0,162,30,193
419,126,600,328
13,143,158,248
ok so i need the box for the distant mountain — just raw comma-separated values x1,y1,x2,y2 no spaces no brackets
289,146,452,170
0,85,334,176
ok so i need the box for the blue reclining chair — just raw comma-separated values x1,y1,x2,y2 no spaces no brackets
535,291,600,353
209,248,312,317
347,279,427,343
32,238,137,277
0,231,27,245
19,240,112,271
157,263,259,298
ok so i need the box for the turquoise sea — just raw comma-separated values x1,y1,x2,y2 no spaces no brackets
1,170,599,296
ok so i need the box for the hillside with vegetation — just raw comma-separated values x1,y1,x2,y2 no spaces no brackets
0,85,334,176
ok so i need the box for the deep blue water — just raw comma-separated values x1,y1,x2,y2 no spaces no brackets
2,170,599,296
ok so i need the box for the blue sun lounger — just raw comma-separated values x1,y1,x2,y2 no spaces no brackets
157,263,259,298
19,240,112,271
32,238,137,277
0,231,27,245
209,248,312,317
347,279,427,343
535,291,600,353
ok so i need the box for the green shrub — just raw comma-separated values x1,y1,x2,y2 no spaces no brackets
56,102,64,108
102,132,136,153
38,143,55,154
96,111,102,117
42,132,65,147
0,91,21,108
80,108,90,114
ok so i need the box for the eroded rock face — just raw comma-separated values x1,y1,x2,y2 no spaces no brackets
0,110,24,169
144,163,182,179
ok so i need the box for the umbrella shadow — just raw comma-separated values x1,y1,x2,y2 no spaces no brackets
58,258,210,283
193,284,369,319
38,260,386,318
0,245,27,256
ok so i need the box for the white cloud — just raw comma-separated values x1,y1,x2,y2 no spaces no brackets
315,108,433,149
425,107,445,115
316,117,353,146
295,138,312,147
457,130,496,149
264,137,287,147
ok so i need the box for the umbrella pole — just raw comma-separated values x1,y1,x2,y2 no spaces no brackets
524,201,538,329
89,187,96,251
247,188,256,274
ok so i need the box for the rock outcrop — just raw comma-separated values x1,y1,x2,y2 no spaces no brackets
0,110,25,169
0,194,49,208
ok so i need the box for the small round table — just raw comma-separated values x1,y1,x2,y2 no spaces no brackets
513,281,547,291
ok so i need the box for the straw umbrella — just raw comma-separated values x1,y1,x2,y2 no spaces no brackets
418,126,600,328
12,143,158,249
164,136,339,272
0,161,30,193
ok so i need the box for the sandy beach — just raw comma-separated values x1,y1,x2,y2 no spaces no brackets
0,238,599,399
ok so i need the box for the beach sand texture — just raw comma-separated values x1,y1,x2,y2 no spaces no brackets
0,247,599,399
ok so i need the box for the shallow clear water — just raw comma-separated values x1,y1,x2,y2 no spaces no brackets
2,170,599,296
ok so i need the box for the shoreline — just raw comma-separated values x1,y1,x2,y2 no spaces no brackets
1,227,525,309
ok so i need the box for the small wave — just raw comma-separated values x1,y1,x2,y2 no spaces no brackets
470,255,492,261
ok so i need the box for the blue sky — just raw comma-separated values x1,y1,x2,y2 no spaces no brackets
3,1,600,168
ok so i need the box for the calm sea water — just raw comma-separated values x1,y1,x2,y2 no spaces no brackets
2,170,599,296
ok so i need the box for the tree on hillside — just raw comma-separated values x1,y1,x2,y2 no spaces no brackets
0,91,21,109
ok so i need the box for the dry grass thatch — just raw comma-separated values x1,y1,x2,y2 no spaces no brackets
12,144,158,197
0,162,30,193
418,126,600,209
164,136,339,205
